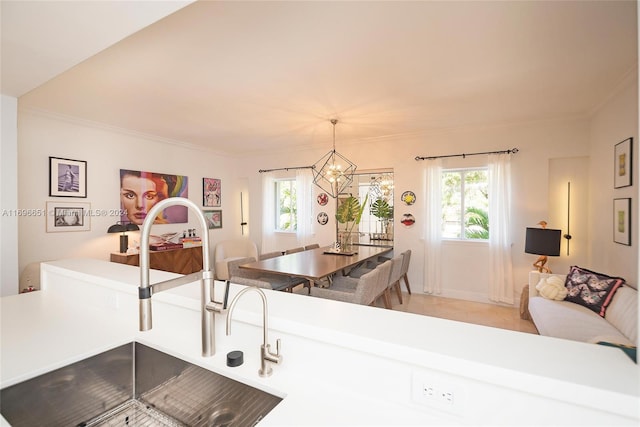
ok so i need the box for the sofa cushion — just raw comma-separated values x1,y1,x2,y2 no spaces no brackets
535,276,567,300
529,296,634,346
563,266,625,317
604,286,638,344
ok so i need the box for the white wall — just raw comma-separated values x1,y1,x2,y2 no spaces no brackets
589,76,639,284
239,114,601,304
14,77,639,302
1,95,19,296
17,109,245,281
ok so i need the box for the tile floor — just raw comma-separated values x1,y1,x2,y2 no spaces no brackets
386,291,539,334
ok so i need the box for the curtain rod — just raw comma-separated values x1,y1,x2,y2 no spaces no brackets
258,165,315,173
415,147,519,161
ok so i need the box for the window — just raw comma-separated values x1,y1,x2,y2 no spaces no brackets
275,179,297,232
441,168,488,240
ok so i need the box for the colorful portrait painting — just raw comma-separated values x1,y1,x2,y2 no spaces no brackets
119,169,189,225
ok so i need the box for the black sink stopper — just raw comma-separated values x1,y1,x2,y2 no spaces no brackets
227,350,244,367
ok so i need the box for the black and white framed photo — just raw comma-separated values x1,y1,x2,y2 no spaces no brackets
49,157,87,197
613,198,631,246
46,201,91,232
614,138,633,188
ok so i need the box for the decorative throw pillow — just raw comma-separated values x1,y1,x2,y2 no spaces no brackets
536,276,568,300
563,266,625,317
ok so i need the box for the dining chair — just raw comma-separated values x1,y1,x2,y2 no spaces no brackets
213,239,259,280
386,254,405,305
259,251,282,260
304,243,320,250
310,260,391,308
399,249,412,294
284,247,304,255
227,257,307,292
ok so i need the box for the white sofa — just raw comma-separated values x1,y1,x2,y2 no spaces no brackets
528,271,637,348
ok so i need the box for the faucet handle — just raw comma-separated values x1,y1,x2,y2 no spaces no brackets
223,280,231,309
275,338,281,356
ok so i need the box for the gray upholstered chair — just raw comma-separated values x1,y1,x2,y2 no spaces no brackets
399,249,412,294
284,246,304,255
259,251,283,260
228,256,307,292
304,243,320,250
386,253,405,304
310,260,392,308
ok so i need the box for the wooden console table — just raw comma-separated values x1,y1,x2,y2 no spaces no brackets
110,246,203,275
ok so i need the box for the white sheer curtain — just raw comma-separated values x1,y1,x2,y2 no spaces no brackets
488,153,514,304
261,172,276,254
296,168,314,247
423,159,443,294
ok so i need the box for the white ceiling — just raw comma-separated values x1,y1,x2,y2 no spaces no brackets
4,1,638,156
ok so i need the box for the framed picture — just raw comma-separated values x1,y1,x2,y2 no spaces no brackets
203,209,222,229
49,157,87,197
46,201,91,232
203,178,221,207
119,169,189,226
613,198,631,246
614,137,633,188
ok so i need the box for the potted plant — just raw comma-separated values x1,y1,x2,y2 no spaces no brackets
335,194,368,251
370,197,394,239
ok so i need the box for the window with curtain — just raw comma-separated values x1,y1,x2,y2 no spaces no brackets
441,168,489,240
275,178,297,232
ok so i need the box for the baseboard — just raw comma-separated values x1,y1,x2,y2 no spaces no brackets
423,289,521,307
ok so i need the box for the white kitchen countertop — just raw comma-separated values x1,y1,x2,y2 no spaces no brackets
1,258,638,426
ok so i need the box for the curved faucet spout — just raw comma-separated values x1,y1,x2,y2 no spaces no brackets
138,197,224,358
226,286,282,377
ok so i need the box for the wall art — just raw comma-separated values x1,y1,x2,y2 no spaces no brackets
401,191,416,205
317,193,329,206
49,156,87,198
317,211,329,225
119,169,188,226
203,177,221,207
614,137,633,188
204,209,222,229
401,213,415,227
613,198,631,246
46,201,91,232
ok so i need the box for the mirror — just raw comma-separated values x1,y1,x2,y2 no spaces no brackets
337,169,394,247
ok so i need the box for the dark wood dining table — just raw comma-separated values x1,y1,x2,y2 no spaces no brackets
239,245,393,289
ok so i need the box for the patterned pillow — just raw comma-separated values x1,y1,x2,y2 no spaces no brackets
564,266,625,317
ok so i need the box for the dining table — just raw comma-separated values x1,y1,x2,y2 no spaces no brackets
239,245,393,290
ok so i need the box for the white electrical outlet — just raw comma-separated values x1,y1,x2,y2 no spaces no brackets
412,371,465,415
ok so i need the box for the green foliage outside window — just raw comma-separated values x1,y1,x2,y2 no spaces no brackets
442,169,489,240
276,179,297,232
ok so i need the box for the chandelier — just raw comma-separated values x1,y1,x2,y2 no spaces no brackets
312,119,357,198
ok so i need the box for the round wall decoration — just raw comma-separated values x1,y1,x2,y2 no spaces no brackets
317,212,329,225
401,213,416,227
401,191,416,205
317,193,329,206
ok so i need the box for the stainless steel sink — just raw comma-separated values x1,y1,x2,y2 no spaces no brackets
0,342,282,426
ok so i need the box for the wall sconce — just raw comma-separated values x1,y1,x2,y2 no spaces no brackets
107,222,140,253
525,221,561,273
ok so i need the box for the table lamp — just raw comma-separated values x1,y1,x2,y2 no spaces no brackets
107,222,139,253
525,221,561,273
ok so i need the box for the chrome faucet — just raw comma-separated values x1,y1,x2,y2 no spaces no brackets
138,197,227,357
226,286,282,377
